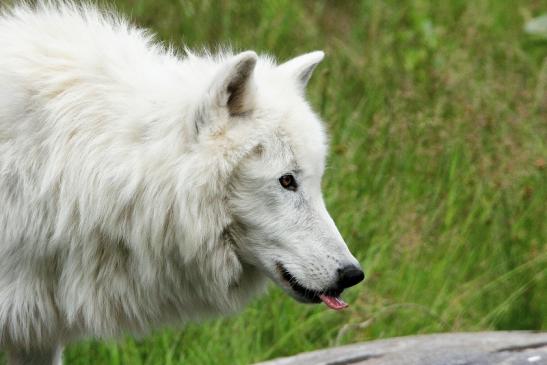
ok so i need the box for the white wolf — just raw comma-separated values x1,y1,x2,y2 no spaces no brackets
0,2,364,364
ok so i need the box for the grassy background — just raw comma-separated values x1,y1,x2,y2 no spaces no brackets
2,0,547,364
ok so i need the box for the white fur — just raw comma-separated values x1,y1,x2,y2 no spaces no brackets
0,2,360,362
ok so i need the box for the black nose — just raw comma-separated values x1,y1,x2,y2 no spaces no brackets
337,265,365,289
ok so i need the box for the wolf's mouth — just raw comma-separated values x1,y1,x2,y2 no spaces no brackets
275,262,348,310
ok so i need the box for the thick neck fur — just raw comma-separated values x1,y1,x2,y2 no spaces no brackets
0,3,269,347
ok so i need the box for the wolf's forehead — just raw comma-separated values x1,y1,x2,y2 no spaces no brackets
281,115,328,176
255,60,328,175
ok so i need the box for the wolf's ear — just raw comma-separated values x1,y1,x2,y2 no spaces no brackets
278,51,324,89
210,51,257,116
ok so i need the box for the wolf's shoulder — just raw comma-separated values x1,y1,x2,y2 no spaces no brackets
1,1,132,36
0,1,166,66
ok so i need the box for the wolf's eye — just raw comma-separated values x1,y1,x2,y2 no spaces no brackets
279,174,297,191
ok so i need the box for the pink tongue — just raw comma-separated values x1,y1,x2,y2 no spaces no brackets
319,294,348,310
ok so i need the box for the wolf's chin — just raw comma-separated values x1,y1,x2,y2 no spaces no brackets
274,262,343,304
288,290,322,304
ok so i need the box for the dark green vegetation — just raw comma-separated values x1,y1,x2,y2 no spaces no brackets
3,1,547,364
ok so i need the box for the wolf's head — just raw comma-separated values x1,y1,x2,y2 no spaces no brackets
195,51,363,310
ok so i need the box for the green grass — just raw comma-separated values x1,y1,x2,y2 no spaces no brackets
3,0,547,364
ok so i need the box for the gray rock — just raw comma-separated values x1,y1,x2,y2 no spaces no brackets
254,331,547,365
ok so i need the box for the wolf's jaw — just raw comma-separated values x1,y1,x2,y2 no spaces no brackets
274,262,348,309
